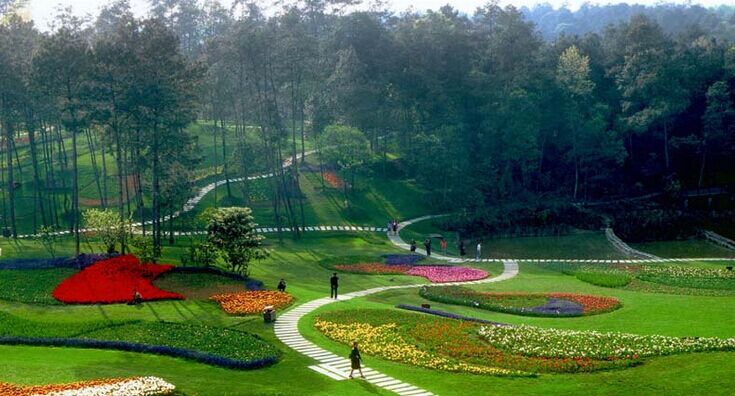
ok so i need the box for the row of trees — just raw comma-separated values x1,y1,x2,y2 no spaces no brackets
0,6,201,256
3,0,735,250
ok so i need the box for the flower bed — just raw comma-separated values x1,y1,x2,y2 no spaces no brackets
334,263,411,275
395,304,506,325
420,287,621,316
542,261,735,295
314,318,522,376
322,171,344,188
0,376,175,396
0,253,111,270
52,255,183,304
0,312,281,370
314,309,633,374
210,291,293,315
331,261,488,283
407,266,488,283
383,254,424,265
479,324,735,360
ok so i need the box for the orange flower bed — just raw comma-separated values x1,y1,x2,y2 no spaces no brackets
323,171,344,188
210,291,294,315
0,376,174,395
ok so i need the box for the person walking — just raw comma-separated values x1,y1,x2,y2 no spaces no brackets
330,273,339,299
348,342,364,379
424,238,432,256
476,242,482,260
277,279,287,292
441,238,448,255
392,219,398,235
410,239,417,252
386,220,392,235
459,240,466,258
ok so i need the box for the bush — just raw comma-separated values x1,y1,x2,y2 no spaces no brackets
576,272,632,288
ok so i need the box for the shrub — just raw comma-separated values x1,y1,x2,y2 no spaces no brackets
576,272,632,288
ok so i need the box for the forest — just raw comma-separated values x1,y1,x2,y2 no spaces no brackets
2,0,735,252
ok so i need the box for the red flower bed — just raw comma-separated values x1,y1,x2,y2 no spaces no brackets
548,293,621,314
52,255,184,304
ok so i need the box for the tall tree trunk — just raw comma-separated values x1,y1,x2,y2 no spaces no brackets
221,118,231,199
3,119,16,238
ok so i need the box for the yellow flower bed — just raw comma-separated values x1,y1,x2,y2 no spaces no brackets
210,291,293,315
314,319,523,376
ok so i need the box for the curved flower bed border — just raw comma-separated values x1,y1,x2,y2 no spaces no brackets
420,286,621,317
53,255,183,304
395,304,506,325
0,336,278,370
0,376,175,396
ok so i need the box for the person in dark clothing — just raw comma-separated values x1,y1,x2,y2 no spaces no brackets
459,240,466,257
424,238,431,256
277,279,287,292
392,220,398,235
330,273,339,299
410,239,417,252
348,341,364,379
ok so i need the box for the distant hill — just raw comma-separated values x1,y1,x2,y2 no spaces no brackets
521,3,735,40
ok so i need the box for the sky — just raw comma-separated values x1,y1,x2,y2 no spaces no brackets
24,0,733,31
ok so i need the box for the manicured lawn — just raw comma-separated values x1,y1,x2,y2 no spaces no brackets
0,269,75,304
630,239,735,258
3,228,735,395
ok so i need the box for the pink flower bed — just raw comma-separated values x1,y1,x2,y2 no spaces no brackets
406,266,488,283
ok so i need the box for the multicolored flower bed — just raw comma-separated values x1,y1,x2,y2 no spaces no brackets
52,255,183,304
542,261,735,296
479,324,735,360
0,376,175,396
332,262,488,283
420,286,621,316
210,291,293,314
314,309,636,374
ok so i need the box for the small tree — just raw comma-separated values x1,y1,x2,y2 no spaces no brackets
183,241,219,267
204,207,269,275
129,235,156,263
83,208,130,254
38,225,58,258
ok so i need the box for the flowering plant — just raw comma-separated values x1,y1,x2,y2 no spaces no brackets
210,291,293,315
52,255,183,304
0,376,175,396
420,287,621,316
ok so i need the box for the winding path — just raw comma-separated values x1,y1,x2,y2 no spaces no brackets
273,217,519,396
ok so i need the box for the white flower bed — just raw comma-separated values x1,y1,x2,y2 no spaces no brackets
479,325,735,360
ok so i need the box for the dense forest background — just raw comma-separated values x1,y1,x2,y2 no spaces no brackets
2,0,735,251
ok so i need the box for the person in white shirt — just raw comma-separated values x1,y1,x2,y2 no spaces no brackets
476,242,482,260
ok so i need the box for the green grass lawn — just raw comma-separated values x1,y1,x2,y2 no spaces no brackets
630,239,735,258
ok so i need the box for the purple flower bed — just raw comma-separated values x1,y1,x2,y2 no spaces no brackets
383,254,424,266
396,304,507,326
406,266,488,283
0,253,111,270
528,298,584,316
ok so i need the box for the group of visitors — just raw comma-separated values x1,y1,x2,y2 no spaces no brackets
408,238,482,259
